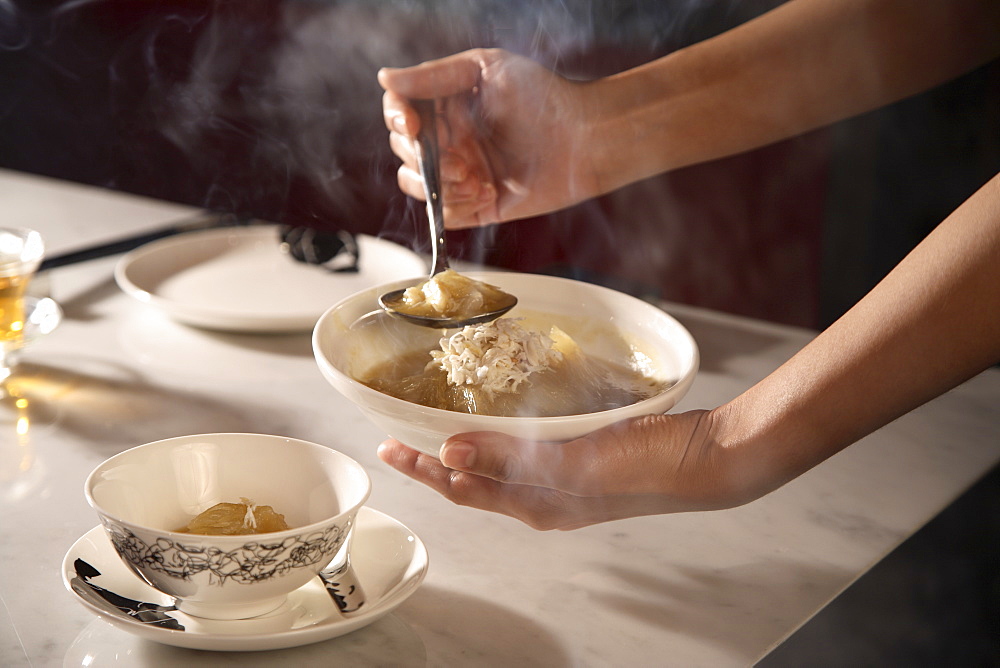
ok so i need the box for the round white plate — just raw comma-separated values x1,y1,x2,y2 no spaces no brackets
115,226,426,333
62,507,429,652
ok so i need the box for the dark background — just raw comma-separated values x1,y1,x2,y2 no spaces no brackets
1,2,997,661
3,0,997,329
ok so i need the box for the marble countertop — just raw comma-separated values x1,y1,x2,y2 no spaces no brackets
1,169,998,667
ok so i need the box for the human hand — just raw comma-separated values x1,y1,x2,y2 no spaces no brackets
376,410,766,530
378,48,601,229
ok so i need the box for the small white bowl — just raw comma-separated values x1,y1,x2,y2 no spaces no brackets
85,433,371,620
313,272,699,458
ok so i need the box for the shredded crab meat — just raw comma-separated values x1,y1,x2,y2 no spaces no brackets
431,318,563,393
240,497,257,531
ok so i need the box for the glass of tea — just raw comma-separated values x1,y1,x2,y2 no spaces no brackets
0,227,45,382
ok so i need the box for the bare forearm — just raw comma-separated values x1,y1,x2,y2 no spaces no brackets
585,0,1000,195
714,173,1000,497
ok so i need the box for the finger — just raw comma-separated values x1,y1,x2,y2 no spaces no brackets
440,431,606,493
438,106,502,227
391,136,476,186
377,439,590,529
396,165,426,202
388,131,417,169
382,90,419,138
377,439,446,485
377,438,508,509
444,174,480,201
396,164,498,225
378,49,492,99
442,191,499,229
383,90,469,147
439,151,471,184
378,440,693,529
440,418,680,497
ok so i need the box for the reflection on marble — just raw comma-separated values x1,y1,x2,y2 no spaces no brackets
65,614,427,668
1,376,58,504
0,430,46,505
2,359,281,453
1,366,63,430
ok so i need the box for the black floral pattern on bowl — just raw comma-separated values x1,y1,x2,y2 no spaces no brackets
102,518,352,586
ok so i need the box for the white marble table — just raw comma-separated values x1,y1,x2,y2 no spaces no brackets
1,168,998,667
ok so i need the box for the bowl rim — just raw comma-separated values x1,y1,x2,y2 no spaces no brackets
85,432,372,541
312,271,700,427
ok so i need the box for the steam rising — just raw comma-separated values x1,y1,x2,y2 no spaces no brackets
3,0,841,327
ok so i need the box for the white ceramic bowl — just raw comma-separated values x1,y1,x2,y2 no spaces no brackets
85,433,371,620
313,272,699,458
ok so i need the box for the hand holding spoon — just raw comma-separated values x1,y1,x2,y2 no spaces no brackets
379,99,517,329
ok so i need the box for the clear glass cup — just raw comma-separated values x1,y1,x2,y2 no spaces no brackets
0,227,45,382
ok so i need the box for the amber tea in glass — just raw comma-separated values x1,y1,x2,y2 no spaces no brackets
0,228,44,350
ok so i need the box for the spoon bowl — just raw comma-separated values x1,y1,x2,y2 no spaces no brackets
379,99,517,329
378,285,517,328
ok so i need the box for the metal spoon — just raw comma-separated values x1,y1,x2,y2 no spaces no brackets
379,99,517,329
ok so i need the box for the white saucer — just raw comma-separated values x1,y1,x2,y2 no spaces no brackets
114,226,426,333
62,507,429,652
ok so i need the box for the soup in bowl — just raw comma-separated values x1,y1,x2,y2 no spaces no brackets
313,272,699,458
85,433,371,620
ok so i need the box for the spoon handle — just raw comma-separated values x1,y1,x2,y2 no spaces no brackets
413,99,449,276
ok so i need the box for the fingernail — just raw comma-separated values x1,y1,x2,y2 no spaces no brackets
390,113,406,135
441,441,475,469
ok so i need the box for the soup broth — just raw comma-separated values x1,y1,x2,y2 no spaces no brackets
363,345,666,418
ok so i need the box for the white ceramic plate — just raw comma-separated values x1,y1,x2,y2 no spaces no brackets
115,226,426,332
62,507,429,652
